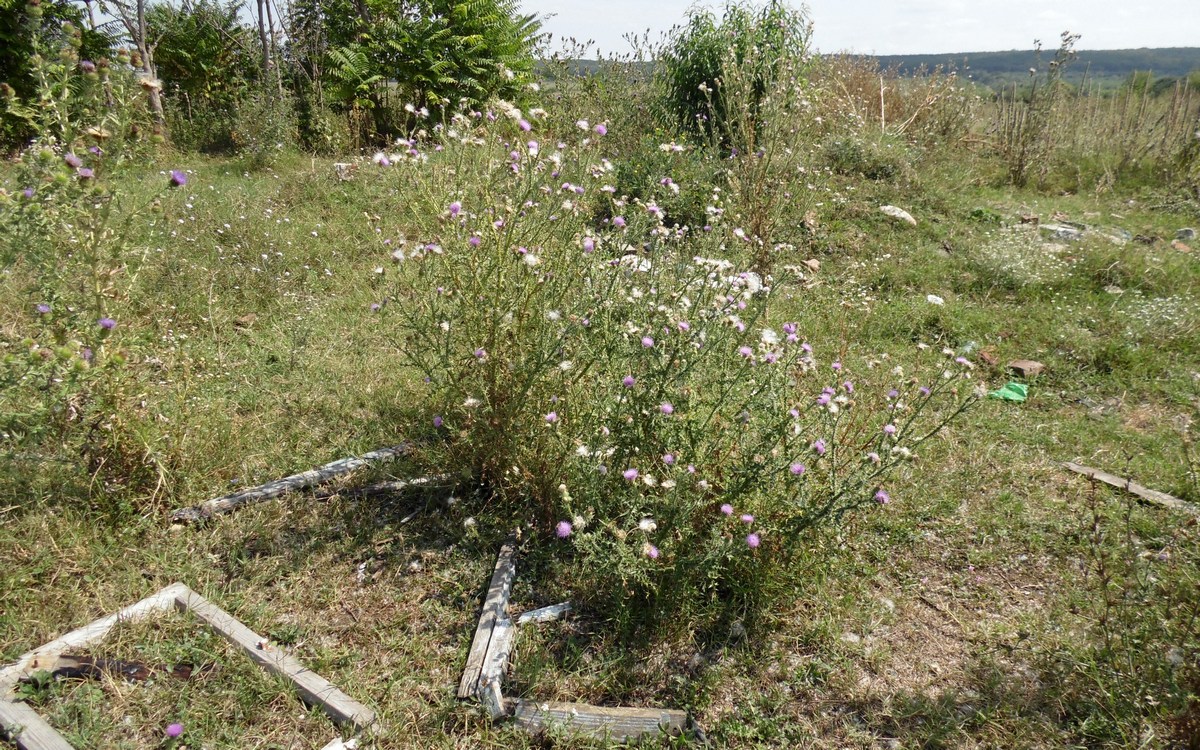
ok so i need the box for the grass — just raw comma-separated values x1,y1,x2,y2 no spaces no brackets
2,93,1200,749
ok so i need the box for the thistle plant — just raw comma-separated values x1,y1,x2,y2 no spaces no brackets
372,103,977,630
0,16,177,503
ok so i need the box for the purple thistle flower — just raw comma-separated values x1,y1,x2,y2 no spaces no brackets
612,216,626,228
79,60,96,73
738,346,753,358
887,389,899,399
831,361,842,371
469,236,481,247
843,381,854,393
644,544,660,559
919,386,931,396
641,336,654,348
659,402,674,415
740,514,754,524
169,170,187,187
594,123,607,135
622,375,636,388
677,320,690,331
369,302,381,312
883,424,897,435
23,187,34,199
790,463,805,475
720,503,734,515
165,723,183,739
556,521,572,538
746,533,761,549
474,348,486,359
816,393,831,406
582,237,595,253
545,412,558,423
432,415,444,428
449,201,462,217
97,317,116,330
663,453,675,465
801,342,812,354
36,303,51,314
874,489,890,504
519,119,532,131
77,167,94,179
64,153,82,168
868,451,881,464
623,468,639,481
813,439,826,456
782,322,796,335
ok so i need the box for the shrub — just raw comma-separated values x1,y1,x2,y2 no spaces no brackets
371,108,977,633
658,0,812,151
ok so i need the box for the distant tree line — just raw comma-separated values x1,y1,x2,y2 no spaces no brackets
870,47,1200,92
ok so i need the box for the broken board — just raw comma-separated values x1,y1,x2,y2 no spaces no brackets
457,541,516,699
506,700,688,743
170,444,412,522
1063,461,1199,517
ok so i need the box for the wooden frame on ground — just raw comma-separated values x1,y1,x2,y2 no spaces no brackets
0,584,375,750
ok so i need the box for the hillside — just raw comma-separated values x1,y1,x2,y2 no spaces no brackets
869,47,1200,88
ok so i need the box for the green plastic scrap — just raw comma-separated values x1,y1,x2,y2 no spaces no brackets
988,382,1028,402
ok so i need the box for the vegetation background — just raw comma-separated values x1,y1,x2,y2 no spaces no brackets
1,0,1199,748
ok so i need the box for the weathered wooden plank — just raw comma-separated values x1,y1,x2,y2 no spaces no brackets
0,584,184,692
1063,462,1199,517
170,444,413,522
515,602,572,626
506,700,688,743
314,475,450,501
0,699,74,750
172,588,376,731
457,541,516,699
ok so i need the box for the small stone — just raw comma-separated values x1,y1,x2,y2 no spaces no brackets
1008,359,1044,378
803,258,820,272
880,205,916,226
978,347,999,366
1172,240,1192,253
1040,223,1083,242
1176,228,1196,241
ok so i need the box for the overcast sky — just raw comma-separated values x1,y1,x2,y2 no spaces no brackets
522,1,1200,56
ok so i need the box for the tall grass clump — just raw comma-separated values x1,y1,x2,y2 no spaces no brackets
370,100,978,634
993,32,1080,188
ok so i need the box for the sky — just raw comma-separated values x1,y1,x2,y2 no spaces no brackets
521,1,1200,57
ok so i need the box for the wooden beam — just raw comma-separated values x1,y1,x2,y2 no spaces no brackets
171,588,376,731
170,444,413,523
0,699,74,750
506,700,688,743
457,541,516,699
1062,462,1199,517
0,584,185,692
